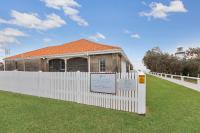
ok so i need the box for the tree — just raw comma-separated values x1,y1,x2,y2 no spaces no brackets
186,47,200,59
143,48,162,72
143,47,200,76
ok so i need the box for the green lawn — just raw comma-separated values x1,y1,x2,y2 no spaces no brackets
1,75,200,133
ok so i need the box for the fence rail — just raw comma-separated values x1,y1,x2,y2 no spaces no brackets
0,71,146,114
150,72,200,92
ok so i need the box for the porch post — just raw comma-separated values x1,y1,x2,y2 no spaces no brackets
46,59,49,72
65,58,67,72
4,60,6,71
88,56,90,72
40,58,43,72
23,59,26,71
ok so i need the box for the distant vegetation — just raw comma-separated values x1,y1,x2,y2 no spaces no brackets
143,47,200,77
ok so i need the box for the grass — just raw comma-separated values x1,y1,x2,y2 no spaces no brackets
1,75,200,133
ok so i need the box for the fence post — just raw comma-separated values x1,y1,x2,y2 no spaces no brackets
197,78,200,91
137,72,146,114
181,76,184,82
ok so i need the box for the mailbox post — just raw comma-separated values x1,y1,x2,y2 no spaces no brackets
137,71,146,114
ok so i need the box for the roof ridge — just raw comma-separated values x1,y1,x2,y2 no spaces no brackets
62,38,120,49
89,41,120,49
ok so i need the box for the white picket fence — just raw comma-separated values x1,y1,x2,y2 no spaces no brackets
150,72,200,92
0,71,146,114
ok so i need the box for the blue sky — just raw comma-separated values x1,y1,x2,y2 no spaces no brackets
0,0,200,69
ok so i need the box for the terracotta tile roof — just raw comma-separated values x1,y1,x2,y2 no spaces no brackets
6,39,121,60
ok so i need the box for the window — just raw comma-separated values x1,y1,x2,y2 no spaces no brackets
99,59,106,72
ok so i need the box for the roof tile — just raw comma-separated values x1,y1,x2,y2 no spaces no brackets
6,39,120,60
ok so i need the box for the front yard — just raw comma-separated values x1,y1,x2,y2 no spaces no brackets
0,75,200,133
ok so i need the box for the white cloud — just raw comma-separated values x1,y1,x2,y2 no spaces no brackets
0,18,8,23
123,29,141,39
88,32,106,41
41,0,80,9
43,37,55,45
0,10,66,30
140,0,187,19
131,34,141,39
0,28,26,46
41,0,88,26
43,38,52,44
123,29,131,34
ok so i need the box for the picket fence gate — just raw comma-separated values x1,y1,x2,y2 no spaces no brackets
0,71,146,114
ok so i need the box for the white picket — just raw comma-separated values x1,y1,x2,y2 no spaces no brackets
0,71,146,114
